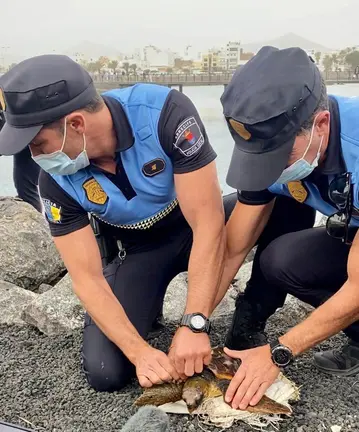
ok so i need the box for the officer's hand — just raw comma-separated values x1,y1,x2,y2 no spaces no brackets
135,345,181,388
223,345,280,410
168,327,212,379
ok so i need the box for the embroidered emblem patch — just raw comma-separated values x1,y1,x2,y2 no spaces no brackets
229,119,251,140
142,158,166,177
83,178,108,205
42,199,62,224
0,88,6,111
174,116,205,157
287,181,308,203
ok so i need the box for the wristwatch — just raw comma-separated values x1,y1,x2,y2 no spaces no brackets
180,313,211,334
270,338,294,367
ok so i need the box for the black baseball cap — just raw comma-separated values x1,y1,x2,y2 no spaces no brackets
0,54,97,156
221,45,322,191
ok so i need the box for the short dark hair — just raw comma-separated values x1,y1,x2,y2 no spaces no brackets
297,76,329,135
43,94,104,133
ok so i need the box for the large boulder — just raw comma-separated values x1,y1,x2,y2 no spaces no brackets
0,280,38,326
163,272,238,322
163,273,187,322
0,197,65,290
21,273,84,336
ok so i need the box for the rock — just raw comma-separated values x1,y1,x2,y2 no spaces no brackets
284,294,314,320
315,213,327,227
0,197,65,290
244,246,256,263
0,280,37,326
211,285,236,318
21,273,85,336
37,283,54,294
163,263,255,322
232,261,253,295
163,273,187,322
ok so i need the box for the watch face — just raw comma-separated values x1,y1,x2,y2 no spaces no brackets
273,348,291,366
190,315,206,330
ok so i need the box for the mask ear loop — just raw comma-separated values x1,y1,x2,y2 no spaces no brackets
60,117,68,152
302,113,320,160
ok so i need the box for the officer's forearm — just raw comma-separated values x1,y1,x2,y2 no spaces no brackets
73,277,149,363
280,281,359,357
184,222,226,317
211,201,274,313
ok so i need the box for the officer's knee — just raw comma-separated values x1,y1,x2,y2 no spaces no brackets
81,351,135,392
260,238,295,289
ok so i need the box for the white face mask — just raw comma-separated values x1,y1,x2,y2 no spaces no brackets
32,117,90,175
276,114,323,184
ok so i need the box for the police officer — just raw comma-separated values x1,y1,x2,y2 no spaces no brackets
212,46,359,411
0,55,236,392
0,110,41,212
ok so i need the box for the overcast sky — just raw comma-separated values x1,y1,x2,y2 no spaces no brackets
0,0,358,58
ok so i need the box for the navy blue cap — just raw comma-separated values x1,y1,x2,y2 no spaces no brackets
221,45,322,191
0,54,97,156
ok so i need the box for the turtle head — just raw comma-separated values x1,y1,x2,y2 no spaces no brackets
182,386,204,413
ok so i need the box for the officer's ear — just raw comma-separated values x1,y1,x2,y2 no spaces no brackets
67,112,86,135
315,110,330,136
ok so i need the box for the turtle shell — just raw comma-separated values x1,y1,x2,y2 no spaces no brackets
207,347,241,380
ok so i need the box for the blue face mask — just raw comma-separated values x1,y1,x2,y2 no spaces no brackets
276,116,323,184
32,118,90,176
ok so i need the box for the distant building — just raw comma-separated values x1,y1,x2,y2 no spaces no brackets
238,48,255,66
201,48,225,72
174,58,193,70
226,41,241,70
143,45,176,68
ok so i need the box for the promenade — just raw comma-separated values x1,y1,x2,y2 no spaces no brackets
93,71,359,92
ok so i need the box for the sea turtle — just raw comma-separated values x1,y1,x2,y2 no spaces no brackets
134,347,293,416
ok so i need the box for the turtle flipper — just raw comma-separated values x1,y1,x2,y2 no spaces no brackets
245,395,291,416
134,382,184,407
215,379,291,416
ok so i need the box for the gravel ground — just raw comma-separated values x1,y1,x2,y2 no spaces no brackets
1,307,358,432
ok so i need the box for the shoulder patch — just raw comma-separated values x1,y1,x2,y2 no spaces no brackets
42,198,62,224
142,158,166,177
287,181,308,203
82,178,108,205
173,116,205,157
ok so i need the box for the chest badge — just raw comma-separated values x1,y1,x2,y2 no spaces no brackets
142,158,166,177
83,178,108,205
287,181,308,203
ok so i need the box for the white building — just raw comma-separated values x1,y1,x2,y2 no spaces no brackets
226,41,241,70
143,45,176,68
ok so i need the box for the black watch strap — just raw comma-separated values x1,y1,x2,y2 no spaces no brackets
180,313,211,334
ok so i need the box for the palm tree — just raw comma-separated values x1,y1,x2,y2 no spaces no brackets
122,62,130,76
130,63,137,75
108,60,119,74
314,52,321,64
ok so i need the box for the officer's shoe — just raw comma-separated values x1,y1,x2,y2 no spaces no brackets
313,340,359,376
225,293,268,350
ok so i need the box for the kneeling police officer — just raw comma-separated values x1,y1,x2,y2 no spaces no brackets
0,55,236,392
213,46,359,411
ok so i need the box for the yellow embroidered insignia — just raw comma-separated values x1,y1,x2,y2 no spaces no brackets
83,178,108,205
229,119,251,140
287,181,308,203
142,158,166,177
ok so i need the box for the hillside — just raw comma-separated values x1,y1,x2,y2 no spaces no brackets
241,32,332,53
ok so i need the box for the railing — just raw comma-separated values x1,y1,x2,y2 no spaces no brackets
92,73,233,84
91,70,359,85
